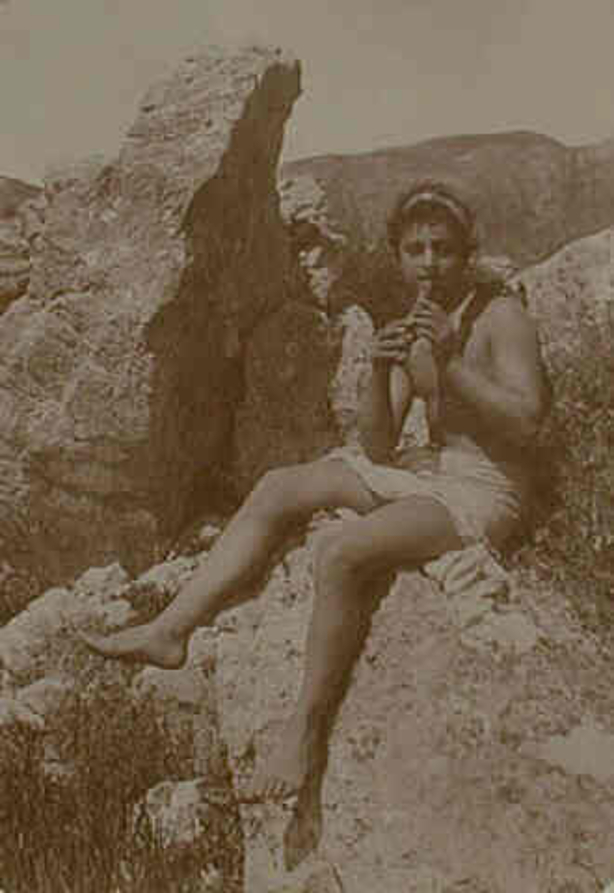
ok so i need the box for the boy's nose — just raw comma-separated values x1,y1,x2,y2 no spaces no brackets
421,246,437,270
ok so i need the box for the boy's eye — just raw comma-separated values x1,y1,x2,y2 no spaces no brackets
402,240,456,257
436,241,454,255
404,242,422,257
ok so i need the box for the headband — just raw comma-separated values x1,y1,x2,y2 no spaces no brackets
399,189,474,235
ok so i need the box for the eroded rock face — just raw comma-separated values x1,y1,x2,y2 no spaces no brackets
232,299,341,489
0,177,43,313
520,226,614,364
0,47,301,593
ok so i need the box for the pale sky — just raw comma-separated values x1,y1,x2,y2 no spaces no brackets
1,0,614,184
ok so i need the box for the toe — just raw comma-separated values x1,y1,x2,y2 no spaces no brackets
80,632,108,653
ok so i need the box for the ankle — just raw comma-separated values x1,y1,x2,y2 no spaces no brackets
149,619,188,646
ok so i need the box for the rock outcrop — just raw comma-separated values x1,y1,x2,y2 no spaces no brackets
521,226,614,364
0,47,306,597
0,176,43,313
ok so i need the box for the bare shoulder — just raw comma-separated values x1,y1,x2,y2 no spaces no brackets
480,292,539,346
481,291,551,414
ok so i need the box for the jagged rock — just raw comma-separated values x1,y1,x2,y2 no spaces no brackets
0,563,131,683
520,226,614,363
139,777,241,891
0,46,302,596
233,300,341,487
0,695,44,731
215,521,614,892
0,222,31,310
278,173,348,308
0,177,43,313
16,676,75,720
141,778,213,844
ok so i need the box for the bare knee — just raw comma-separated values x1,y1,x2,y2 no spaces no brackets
315,529,374,588
244,465,307,524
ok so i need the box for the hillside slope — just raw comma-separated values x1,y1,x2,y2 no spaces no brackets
281,131,614,266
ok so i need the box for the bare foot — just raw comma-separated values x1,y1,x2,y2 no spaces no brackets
80,623,187,669
246,718,317,804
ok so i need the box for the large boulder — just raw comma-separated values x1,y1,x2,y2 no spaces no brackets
0,47,304,594
0,176,43,313
520,226,614,364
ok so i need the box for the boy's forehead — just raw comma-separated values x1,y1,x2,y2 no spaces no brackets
400,214,460,239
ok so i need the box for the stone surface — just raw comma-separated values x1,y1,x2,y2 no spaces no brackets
142,776,231,844
233,299,340,487
520,226,614,364
139,778,241,891
0,46,301,595
0,177,43,313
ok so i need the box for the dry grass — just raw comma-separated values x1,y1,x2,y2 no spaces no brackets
513,306,614,634
0,677,242,892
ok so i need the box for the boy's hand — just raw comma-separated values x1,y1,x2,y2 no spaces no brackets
413,298,457,364
370,318,417,366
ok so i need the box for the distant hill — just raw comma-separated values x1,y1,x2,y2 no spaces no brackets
281,131,614,267
0,176,41,218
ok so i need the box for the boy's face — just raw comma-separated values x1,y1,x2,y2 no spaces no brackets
397,209,468,310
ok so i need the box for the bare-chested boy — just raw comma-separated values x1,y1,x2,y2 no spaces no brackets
84,180,549,813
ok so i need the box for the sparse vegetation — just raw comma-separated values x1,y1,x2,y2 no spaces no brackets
0,677,243,893
513,302,614,634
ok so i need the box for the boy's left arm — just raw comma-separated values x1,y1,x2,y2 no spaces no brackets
443,296,548,447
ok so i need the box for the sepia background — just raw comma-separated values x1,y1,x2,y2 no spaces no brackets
1,0,614,181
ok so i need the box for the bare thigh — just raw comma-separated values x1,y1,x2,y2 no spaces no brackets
317,495,464,578
254,457,380,521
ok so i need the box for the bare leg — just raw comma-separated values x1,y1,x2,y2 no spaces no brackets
82,459,378,668
253,495,462,803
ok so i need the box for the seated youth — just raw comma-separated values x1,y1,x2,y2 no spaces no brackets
84,180,550,806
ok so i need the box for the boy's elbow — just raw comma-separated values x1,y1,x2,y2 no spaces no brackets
359,430,394,464
364,443,393,464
